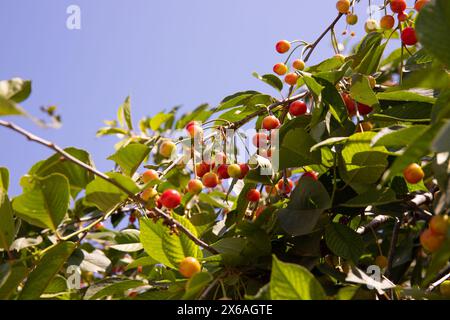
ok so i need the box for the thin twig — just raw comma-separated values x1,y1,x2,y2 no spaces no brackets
385,217,401,280
0,119,218,254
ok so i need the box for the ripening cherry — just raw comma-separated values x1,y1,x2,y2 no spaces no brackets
289,101,307,117
275,40,291,54
374,255,388,269
142,169,159,183
217,164,230,179
440,280,450,297
277,178,294,194
265,185,278,196
187,179,203,195
342,93,356,116
94,222,104,230
336,0,350,14
403,163,424,184
273,63,288,76
159,140,176,158
140,187,158,201
364,19,378,33
429,215,449,236
380,15,395,30
292,59,305,71
246,189,261,202
195,162,211,178
186,122,203,139
284,73,299,86
252,132,269,148
401,27,418,46
420,229,445,253
202,172,219,188
160,189,181,209
303,171,319,181
346,13,358,25
129,214,137,224
227,164,242,179
390,0,407,14
414,0,430,11
262,115,281,130
239,163,250,179
398,12,408,22
179,257,201,278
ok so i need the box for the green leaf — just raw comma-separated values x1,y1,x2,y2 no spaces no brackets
343,187,397,207
325,223,364,263
118,96,133,130
30,148,94,198
182,272,213,300
19,242,76,300
350,74,378,107
252,72,283,91
372,125,429,148
111,229,143,252
213,91,260,113
140,215,201,269
357,41,387,75
310,137,348,152
0,167,14,250
416,0,450,66
84,172,139,212
351,32,383,69
303,74,324,97
319,80,348,123
150,112,174,131
0,263,28,299
383,122,443,181
432,119,450,153
13,174,70,230
278,177,331,236
270,255,326,300
108,143,150,177
314,60,352,85
0,95,23,116
176,104,212,129
279,125,321,169
84,278,144,300
377,91,436,104
125,256,158,271
0,78,32,103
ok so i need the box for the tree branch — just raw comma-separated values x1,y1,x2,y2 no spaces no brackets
229,92,307,130
0,119,218,254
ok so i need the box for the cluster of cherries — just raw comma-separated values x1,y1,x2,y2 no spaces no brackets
338,0,428,46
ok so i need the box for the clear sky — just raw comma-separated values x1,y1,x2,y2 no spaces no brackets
0,0,369,195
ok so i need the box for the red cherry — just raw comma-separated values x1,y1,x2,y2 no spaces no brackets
202,172,219,188
195,162,211,178
284,73,299,86
217,164,230,179
129,215,137,224
397,12,408,22
246,189,261,202
390,0,406,14
342,93,356,116
303,171,318,181
277,178,294,194
262,116,280,130
356,103,373,115
252,132,269,148
275,40,291,54
289,101,307,117
401,27,418,46
273,63,288,76
239,163,250,179
186,123,203,139
160,189,181,209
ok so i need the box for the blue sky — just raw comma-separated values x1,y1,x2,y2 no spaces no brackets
0,0,370,195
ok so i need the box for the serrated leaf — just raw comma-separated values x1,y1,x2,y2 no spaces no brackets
84,172,139,212
108,143,150,176
140,216,201,269
13,174,70,231
19,242,76,300
252,72,283,91
325,223,364,263
84,278,144,300
270,255,326,300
